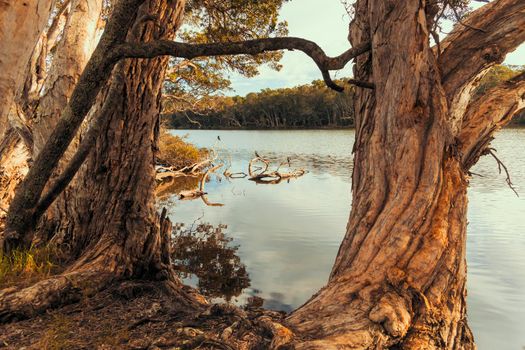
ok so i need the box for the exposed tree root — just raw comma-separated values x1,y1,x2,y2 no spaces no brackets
0,269,112,323
0,280,295,350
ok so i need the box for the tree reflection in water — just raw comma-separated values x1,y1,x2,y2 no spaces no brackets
171,223,251,301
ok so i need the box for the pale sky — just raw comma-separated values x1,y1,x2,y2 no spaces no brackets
227,0,525,96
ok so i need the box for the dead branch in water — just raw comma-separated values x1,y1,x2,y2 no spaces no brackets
248,153,307,184
179,164,224,206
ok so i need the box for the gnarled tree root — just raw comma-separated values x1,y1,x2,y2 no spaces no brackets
0,269,112,323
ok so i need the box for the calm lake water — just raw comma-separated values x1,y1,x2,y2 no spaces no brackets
163,129,525,350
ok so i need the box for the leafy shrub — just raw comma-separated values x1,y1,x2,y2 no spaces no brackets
158,130,207,169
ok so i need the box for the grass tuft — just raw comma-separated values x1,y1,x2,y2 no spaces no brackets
0,245,64,288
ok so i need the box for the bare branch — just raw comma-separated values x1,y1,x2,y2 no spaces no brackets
486,148,519,197
116,39,371,92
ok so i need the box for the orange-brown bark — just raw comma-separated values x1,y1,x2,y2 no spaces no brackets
1,1,525,349
285,1,524,349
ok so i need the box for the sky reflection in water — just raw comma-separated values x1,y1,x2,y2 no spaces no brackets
162,129,525,350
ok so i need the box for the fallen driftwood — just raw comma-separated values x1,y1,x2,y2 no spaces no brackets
179,164,223,204
157,150,307,204
156,159,213,181
248,153,307,184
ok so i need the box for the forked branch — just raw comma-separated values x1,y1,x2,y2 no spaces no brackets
485,148,519,196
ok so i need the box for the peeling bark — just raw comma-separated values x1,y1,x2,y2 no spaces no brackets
1,1,525,348
286,1,524,349
0,0,53,138
32,0,103,157
31,0,103,245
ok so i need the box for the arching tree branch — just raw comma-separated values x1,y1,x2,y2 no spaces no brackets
459,72,525,170
116,38,371,91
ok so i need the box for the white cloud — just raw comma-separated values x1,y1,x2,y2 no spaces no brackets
229,0,353,96
228,1,524,96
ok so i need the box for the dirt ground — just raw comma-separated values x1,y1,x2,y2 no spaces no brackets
0,281,293,350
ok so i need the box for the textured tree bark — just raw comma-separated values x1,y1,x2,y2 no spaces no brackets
32,0,103,157
0,0,196,320
62,0,186,272
1,0,147,250
31,0,103,245
0,0,102,237
0,0,53,226
286,1,525,349
0,0,53,138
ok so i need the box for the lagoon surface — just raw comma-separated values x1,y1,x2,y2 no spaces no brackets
163,129,525,350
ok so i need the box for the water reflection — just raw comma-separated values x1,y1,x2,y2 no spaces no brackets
172,223,250,301
163,129,525,350
156,175,199,200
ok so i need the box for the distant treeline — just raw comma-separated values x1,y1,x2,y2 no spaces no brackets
163,66,525,129
163,79,355,129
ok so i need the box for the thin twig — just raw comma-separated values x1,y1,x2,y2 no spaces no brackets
487,148,519,197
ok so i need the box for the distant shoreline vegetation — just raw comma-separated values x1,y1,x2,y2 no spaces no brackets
162,66,525,130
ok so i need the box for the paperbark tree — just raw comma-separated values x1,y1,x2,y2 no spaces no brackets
1,1,524,349
0,0,53,216
31,0,104,244
0,0,53,138
0,0,103,233
286,1,525,349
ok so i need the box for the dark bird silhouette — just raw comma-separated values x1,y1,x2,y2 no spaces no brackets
255,151,261,158
217,135,221,141
287,157,291,167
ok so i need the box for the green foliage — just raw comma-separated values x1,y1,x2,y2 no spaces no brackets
0,245,64,288
163,0,289,111
158,130,207,168
164,79,356,129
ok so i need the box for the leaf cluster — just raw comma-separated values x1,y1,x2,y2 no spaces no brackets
165,0,289,99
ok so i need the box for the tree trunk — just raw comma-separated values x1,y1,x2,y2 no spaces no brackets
0,0,53,138
56,0,187,275
0,0,102,235
286,1,525,349
0,0,53,224
32,0,103,244
32,0,103,157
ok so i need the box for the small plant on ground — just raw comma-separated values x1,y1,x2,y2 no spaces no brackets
0,245,65,288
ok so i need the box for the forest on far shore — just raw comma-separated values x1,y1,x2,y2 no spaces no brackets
163,65,525,129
